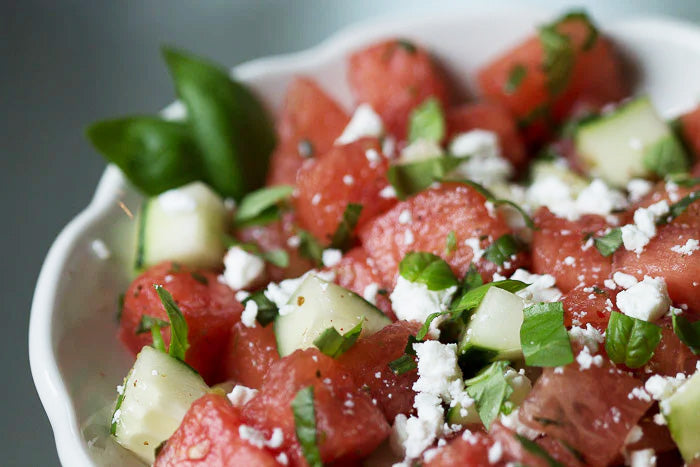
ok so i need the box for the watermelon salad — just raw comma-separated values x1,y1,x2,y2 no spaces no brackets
86,10,700,467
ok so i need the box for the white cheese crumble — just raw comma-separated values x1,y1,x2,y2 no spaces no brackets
487,441,503,464
336,103,384,144
450,129,500,159
569,324,605,353
499,408,541,440
379,185,398,199
620,201,670,254
241,300,258,328
322,248,343,267
390,276,456,335
630,449,656,467
311,193,322,205
671,238,699,256
398,209,413,224
576,346,604,370
235,290,251,302
404,229,415,245
264,270,336,315
238,425,283,449
342,174,355,186
227,385,258,407
449,130,513,186
90,239,111,260
613,271,639,289
616,276,671,322
627,179,653,203
526,177,627,221
464,238,485,262
510,269,562,304
363,282,379,305
365,148,382,165
222,246,265,290
644,373,687,401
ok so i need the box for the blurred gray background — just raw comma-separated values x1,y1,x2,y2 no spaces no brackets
3,0,700,464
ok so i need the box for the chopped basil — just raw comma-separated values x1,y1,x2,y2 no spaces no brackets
313,321,363,358
657,190,700,225
594,228,622,257
672,314,700,355
242,291,279,327
136,315,170,335
556,10,598,51
465,360,513,429
605,311,662,368
163,47,276,200
416,311,447,341
452,179,536,229
298,139,314,158
642,134,689,177
329,203,363,251
398,252,458,291
484,234,524,266
154,285,190,361
504,64,527,94
190,272,209,285
396,39,417,54
462,263,484,291
297,230,324,266
86,118,204,196
445,231,457,255
451,279,528,313
666,175,700,188
408,97,446,143
235,185,294,226
387,157,461,199
514,434,564,467
520,302,574,367
388,354,417,375
110,375,129,435
224,236,290,268
291,386,322,467
538,23,575,97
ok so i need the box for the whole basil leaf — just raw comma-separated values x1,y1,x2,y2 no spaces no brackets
387,156,461,199
163,47,276,200
672,314,700,355
465,360,513,429
605,311,662,368
86,117,202,195
451,280,528,312
235,185,294,225
398,252,458,291
520,302,574,367
408,97,445,143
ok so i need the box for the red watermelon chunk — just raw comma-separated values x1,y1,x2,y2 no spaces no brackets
424,431,494,467
154,394,281,467
119,262,241,384
532,208,613,293
294,138,396,242
348,39,450,140
338,321,420,421
267,78,349,186
640,319,700,378
221,321,280,390
680,104,700,160
561,283,615,331
242,348,390,464
359,182,529,286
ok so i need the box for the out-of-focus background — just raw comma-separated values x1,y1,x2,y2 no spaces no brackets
2,0,700,464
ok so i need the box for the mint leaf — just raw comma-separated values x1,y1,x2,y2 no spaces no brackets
291,386,322,467
605,311,662,368
387,156,461,199
408,97,446,143
594,228,622,257
643,134,689,177
657,190,700,225
520,302,574,367
465,360,513,429
484,234,524,266
672,314,700,355
329,203,363,250
399,252,458,291
313,321,363,358
235,185,294,225
242,291,279,327
504,64,527,94
538,25,574,96
451,280,528,312
154,285,190,361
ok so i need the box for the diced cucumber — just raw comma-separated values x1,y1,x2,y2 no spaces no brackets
274,275,391,357
135,181,226,270
530,159,589,197
574,96,685,187
111,346,208,463
663,370,700,462
459,287,525,360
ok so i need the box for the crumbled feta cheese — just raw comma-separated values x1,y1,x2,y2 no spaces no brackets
158,187,197,212
671,238,699,256
563,256,575,266
390,276,456,333
412,341,462,400
90,239,111,260
621,201,670,254
644,373,687,401
363,282,380,305
227,385,258,407
398,209,413,224
665,181,681,202
275,452,289,465
241,300,258,328
464,238,485,262
287,235,300,248
404,229,415,245
311,193,322,205
238,425,283,449
625,425,644,445
322,248,343,267
627,179,653,203
222,246,265,290
235,290,251,302
630,449,656,467
575,179,628,217
613,271,639,289
569,324,605,353
526,177,626,221
365,148,382,165
628,386,651,402
621,224,651,255
604,279,616,290
488,441,503,464
379,185,397,199
336,103,384,144
264,270,336,315
576,346,604,370
616,276,671,322
450,129,500,159
399,139,443,163
510,269,562,304
452,152,513,187
342,175,355,186
382,136,396,158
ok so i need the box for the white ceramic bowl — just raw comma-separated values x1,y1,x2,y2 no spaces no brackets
29,5,700,466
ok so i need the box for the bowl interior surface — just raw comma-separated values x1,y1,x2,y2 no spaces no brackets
29,6,700,466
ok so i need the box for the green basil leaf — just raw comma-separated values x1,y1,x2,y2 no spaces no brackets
110,376,129,436
86,117,203,196
605,311,662,368
313,321,363,358
594,228,622,257
504,64,527,94
388,354,417,375
665,175,700,188
514,434,564,467
408,97,446,143
555,10,598,51
330,203,363,250
416,311,449,341
642,134,689,177
242,291,279,327
520,302,574,367
398,252,458,291
162,47,276,200
396,39,417,54
291,386,322,467
154,285,190,361
462,263,484,291
136,315,170,335
465,360,513,429
445,231,457,255
484,234,524,266
538,25,574,96
451,280,528,312
190,272,209,285
298,230,324,267
450,179,535,229
657,190,700,226
235,185,294,225
672,314,700,355
387,157,462,200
